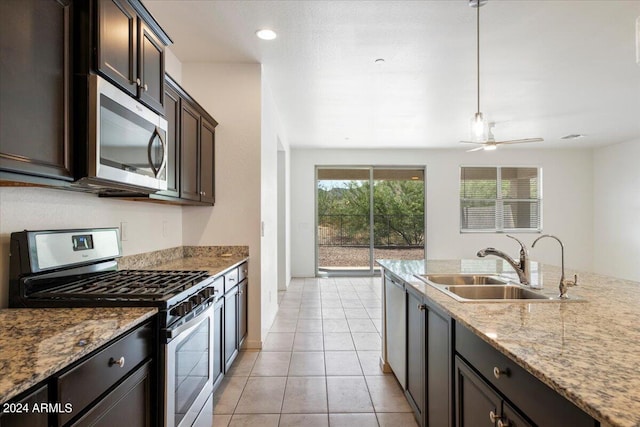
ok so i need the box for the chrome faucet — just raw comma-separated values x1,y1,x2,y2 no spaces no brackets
477,235,531,286
532,234,578,299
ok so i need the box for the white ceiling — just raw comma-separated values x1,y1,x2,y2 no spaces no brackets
145,0,640,150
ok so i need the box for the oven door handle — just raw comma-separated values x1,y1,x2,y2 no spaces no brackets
163,297,215,341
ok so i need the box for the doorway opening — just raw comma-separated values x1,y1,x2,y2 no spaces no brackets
316,167,426,276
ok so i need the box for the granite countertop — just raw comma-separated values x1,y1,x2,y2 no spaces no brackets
0,307,157,404
377,259,640,427
117,245,249,276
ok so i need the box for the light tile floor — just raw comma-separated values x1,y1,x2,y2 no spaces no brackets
193,277,418,427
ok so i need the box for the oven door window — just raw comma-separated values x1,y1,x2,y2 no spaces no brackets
175,318,210,425
100,95,166,179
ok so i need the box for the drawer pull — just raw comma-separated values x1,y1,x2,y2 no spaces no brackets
109,357,125,368
497,420,510,427
493,366,509,379
489,410,504,423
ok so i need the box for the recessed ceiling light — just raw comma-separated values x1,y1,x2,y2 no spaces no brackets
561,134,586,140
256,29,277,40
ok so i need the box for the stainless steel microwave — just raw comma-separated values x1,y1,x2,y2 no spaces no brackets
73,75,168,193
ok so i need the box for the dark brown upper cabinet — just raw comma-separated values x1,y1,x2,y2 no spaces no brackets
93,0,170,113
0,0,73,184
158,79,181,198
103,75,218,206
199,117,216,205
179,102,216,205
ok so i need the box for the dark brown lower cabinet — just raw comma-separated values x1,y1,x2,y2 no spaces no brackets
224,285,239,372
405,286,425,423
213,297,225,391
455,356,532,427
238,279,248,347
405,284,453,427
455,324,597,427
0,384,48,427
426,301,453,427
70,361,152,427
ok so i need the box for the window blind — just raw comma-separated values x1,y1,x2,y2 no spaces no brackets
460,166,541,232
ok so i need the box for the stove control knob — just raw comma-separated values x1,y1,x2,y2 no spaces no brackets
191,294,204,305
201,287,215,298
171,301,192,317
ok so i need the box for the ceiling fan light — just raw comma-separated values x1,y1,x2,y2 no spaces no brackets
470,112,488,142
483,144,497,151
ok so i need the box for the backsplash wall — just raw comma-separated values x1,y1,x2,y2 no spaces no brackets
0,187,183,308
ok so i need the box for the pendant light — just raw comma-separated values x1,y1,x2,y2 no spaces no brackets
470,0,488,142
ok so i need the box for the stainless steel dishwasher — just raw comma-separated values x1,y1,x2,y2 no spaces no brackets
384,272,406,388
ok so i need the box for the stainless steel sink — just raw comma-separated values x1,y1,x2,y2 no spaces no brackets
444,285,551,301
413,274,583,302
420,274,511,286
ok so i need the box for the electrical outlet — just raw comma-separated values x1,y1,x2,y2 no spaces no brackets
120,222,128,241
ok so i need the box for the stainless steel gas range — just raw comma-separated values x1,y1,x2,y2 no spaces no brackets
9,227,217,427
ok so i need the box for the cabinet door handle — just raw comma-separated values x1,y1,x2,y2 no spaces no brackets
417,303,426,311
143,84,148,92
136,78,141,86
497,420,510,427
489,410,504,423
199,191,206,196
109,357,125,368
493,366,510,379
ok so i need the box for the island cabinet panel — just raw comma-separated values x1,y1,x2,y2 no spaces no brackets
455,357,502,427
455,324,596,427
0,384,48,427
0,0,73,183
426,302,453,427
405,286,425,424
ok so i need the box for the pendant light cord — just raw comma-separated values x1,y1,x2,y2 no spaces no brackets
476,2,480,114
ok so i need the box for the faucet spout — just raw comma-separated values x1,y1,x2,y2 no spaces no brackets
532,234,578,298
476,235,531,286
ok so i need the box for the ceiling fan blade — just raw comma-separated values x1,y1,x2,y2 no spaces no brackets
466,146,485,152
459,140,486,145
496,138,544,145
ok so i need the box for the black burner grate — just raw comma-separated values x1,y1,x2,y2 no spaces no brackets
30,270,210,300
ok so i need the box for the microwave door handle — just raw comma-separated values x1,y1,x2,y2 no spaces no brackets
147,126,167,178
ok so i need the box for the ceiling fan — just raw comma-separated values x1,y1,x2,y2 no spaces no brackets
461,123,543,152
462,0,543,151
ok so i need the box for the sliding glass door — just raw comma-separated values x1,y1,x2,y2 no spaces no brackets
316,167,425,276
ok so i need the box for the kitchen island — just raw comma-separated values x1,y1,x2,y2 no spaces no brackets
378,259,640,427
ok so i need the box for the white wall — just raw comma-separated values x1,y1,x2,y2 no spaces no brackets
260,75,290,336
593,138,640,281
0,187,182,308
291,148,594,277
165,47,183,84
179,62,284,347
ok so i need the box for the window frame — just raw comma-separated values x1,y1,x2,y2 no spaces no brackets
459,165,543,233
